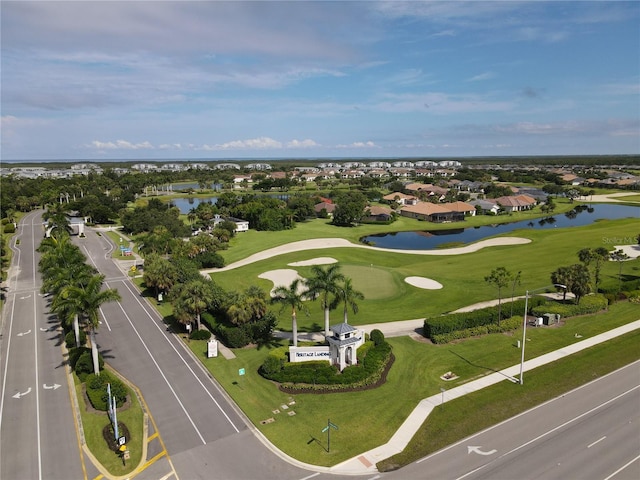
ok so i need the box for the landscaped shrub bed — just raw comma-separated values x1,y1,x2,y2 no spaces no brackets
530,294,607,318
260,336,394,393
85,370,129,411
423,297,545,340
65,329,87,348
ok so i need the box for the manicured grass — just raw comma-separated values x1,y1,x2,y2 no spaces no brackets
188,302,639,467
378,329,640,471
75,374,144,476
208,217,639,331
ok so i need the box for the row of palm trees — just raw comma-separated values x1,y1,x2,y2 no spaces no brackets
271,264,364,347
39,231,121,376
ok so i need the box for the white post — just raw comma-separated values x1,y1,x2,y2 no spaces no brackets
519,291,529,385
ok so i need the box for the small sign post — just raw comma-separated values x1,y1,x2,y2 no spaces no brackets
321,418,339,452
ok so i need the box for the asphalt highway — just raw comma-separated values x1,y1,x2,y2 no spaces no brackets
390,360,640,480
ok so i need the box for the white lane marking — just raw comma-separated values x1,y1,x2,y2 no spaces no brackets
455,384,640,480
33,290,43,480
12,387,32,399
299,473,320,480
119,279,241,433
17,329,32,337
603,452,640,480
111,296,207,445
42,384,61,391
587,435,606,448
467,445,497,456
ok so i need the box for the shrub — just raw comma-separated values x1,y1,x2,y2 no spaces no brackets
74,349,104,381
85,371,128,411
370,329,385,346
531,294,607,318
3,223,15,234
64,330,87,348
190,329,211,340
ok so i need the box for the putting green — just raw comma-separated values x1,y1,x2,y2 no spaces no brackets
339,265,399,300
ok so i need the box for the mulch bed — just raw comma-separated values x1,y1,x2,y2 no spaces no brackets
102,421,131,452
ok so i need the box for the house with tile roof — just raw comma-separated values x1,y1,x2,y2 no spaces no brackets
494,194,537,212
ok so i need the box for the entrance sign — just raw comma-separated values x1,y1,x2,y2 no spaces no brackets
289,346,331,364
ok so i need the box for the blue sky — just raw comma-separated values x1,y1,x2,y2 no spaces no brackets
1,1,639,161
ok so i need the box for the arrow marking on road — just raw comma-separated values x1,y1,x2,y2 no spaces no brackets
467,446,497,456
43,383,61,391
17,329,32,337
12,387,32,399
19,294,32,300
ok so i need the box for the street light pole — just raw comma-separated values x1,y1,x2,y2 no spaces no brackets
519,283,566,385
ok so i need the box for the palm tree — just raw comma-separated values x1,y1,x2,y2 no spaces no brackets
304,264,344,337
332,278,364,324
45,262,95,347
271,279,308,347
62,274,121,375
171,279,220,331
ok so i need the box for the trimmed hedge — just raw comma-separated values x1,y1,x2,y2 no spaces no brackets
431,316,522,344
189,329,211,340
531,294,607,318
423,297,545,339
259,340,393,392
69,347,104,381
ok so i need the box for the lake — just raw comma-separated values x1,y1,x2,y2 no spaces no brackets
361,204,639,250
169,193,291,212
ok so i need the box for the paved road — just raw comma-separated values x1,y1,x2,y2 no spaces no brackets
389,361,640,480
0,210,87,480
79,228,325,479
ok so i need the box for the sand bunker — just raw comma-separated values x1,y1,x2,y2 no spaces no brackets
288,257,338,267
405,276,443,290
258,269,307,296
614,244,640,259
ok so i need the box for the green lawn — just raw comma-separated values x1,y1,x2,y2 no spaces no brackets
208,217,639,331
188,301,639,467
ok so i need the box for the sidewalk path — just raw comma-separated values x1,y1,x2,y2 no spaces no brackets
327,319,640,475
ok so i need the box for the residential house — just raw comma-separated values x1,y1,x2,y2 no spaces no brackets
383,192,419,206
494,194,537,212
469,199,500,215
363,206,394,222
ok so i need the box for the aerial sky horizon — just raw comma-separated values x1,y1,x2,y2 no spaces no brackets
1,1,639,161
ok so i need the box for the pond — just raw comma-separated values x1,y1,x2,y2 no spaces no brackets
169,193,291,213
361,204,639,250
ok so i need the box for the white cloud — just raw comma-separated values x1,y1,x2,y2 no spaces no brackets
336,141,378,149
89,140,154,150
467,72,494,82
215,137,283,150
286,139,319,148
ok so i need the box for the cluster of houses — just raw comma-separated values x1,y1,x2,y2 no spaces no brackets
2,160,639,191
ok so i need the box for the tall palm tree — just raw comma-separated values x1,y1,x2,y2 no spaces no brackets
271,279,308,347
62,274,121,375
332,278,364,324
304,264,344,337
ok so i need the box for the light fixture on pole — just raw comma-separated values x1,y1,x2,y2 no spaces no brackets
519,283,566,385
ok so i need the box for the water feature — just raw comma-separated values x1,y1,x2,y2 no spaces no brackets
361,204,639,250
170,193,291,213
